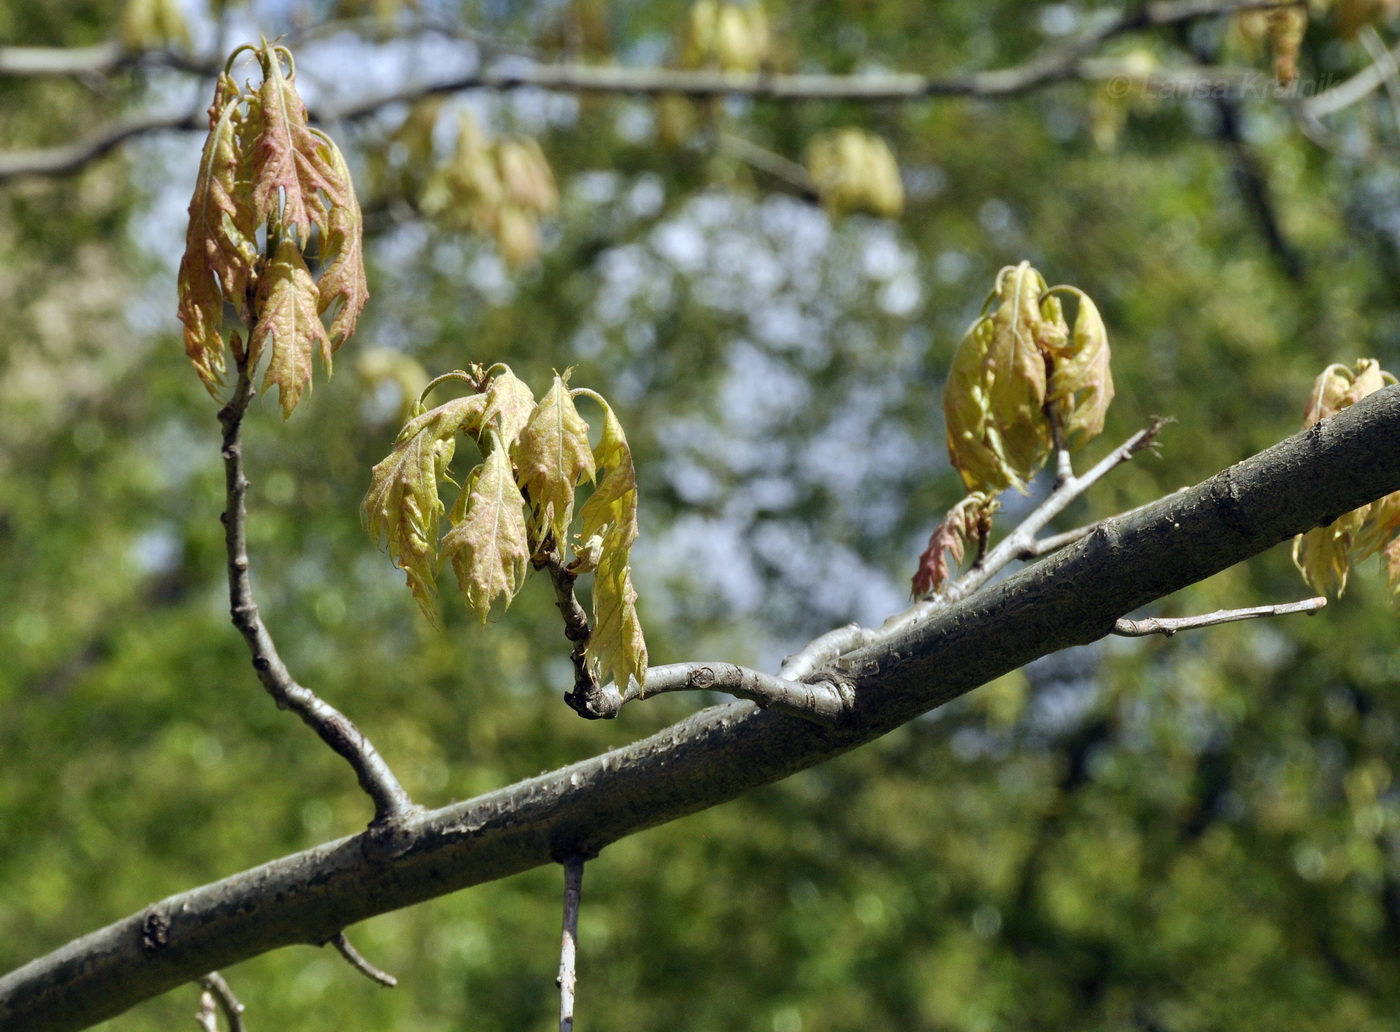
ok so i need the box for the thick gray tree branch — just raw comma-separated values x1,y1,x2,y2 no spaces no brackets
219,373,416,826
4,382,1398,1032
0,0,1296,182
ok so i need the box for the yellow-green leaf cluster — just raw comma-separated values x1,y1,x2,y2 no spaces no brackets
804,128,904,219
418,111,559,267
175,43,368,416
942,262,1114,495
681,0,771,72
364,369,647,687
120,0,190,51
1293,360,1400,597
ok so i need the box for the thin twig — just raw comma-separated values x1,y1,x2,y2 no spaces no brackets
1113,597,1326,636
607,661,852,724
540,546,609,719
1303,34,1400,119
716,132,816,195
557,855,585,1032
197,973,246,1032
0,0,1301,182
328,932,398,988
782,421,1165,682
1358,25,1400,140
220,371,415,825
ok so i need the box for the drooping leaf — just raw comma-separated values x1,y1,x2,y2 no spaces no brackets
249,46,340,244
315,133,369,347
588,548,647,691
984,263,1054,481
364,394,489,621
480,367,538,448
577,399,637,550
247,238,332,417
1044,287,1114,447
441,438,530,623
1292,359,1400,596
911,493,998,599
513,373,596,550
176,76,259,392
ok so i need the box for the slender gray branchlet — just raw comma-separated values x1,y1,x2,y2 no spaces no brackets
609,662,853,725
327,933,397,988
0,0,1307,182
219,371,415,826
196,973,245,1032
557,856,584,1032
1113,596,1326,637
780,420,1164,683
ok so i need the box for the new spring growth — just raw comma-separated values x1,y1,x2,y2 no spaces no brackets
176,42,368,417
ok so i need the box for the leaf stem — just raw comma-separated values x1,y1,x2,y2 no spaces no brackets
219,369,416,825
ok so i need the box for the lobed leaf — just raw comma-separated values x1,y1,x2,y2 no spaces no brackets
587,548,648,691
364,394,489,621
315,134,369,347
1044,288,1114,447
442,438,530,623
480,367,537,448
247,239,333,417
249,47,341,244
576,399,638,550
911,493,997,599
513,373,596,550
176,77,259,393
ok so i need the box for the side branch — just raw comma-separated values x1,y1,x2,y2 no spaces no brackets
7,386,1399,1032
1113,597,1326,636
219,374,415,826
612,662,853,725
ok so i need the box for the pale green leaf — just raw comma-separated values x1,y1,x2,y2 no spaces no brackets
247,238,332,418
480,368,537,448
587,548,647,691
442,441,530,623
315,133,369,347
512,373,596,549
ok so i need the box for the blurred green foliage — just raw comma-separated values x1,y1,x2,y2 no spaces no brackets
4,1,1400,1030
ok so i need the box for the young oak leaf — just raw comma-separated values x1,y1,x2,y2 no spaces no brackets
587,548,647,691
315,133,369,347
365,393,490,620
480,367,537,448
1044,288,1114,447
249,46,339,244
176,76,259,392
247,238,333,417
513,372,596,550
577,398,638,551
911,492,998,598
984,262,1055,482
441,436,530,623
1293,359,1400,595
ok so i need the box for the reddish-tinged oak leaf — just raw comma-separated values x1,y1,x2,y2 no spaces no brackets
176,78,259,392
365,393,490,621
316,133,368,347
588,547,647,691
911,492,998,598
248,238,332,417
442,438,530,623
250,47,339,244
480,367,537,448
513,372,596,551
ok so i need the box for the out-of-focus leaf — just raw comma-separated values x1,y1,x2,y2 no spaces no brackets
176,77,259,392
911,492,998,598
365,394,489,621
247,239,332,417
316,135,369,347
805,128,904,219
120,0,191,51
249,47,340,245
682,0,770,71
442,438,530,623
513,373,596,550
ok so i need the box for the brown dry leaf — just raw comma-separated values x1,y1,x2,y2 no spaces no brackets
442,438,530,623
247,238,333,417
911,492,997,598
